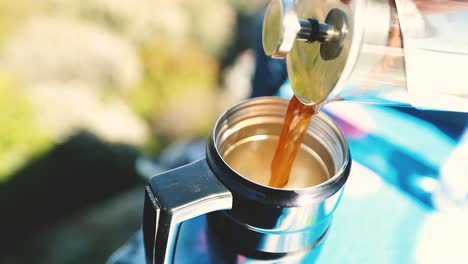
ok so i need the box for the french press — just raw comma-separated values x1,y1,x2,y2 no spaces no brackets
263,0,468,112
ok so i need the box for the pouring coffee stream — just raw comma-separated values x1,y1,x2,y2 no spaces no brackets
263,0,344,188
269,96,317,188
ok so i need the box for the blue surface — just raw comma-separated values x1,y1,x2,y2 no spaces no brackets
317,174,429,264
108,97,466,264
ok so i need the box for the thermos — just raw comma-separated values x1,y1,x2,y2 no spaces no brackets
143,97,351,263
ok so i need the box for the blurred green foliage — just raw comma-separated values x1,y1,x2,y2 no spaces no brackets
0,0,266,262
128,41,218,140
0,74,53,181
0,0,227,170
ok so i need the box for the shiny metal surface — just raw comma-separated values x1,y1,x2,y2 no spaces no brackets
321,8,349,61
262,0,348,60
207,97,350,255
296,10,348,50
263,0,468,111
144,97,350,263
262,0,300,58
144,160,233,264
261,0,404,105
286,0,354,106
263,0,407,106
262,0,353,105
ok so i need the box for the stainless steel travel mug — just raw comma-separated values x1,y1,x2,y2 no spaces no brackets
143,97,351,264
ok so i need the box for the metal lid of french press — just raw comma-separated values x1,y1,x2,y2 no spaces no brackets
263,0,354,106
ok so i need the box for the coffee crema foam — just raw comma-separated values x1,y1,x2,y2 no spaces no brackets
223,136,329,189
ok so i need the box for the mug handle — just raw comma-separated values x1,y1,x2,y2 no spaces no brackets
143,158,233,264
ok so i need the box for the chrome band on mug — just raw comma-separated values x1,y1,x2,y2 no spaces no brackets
207,97,350,257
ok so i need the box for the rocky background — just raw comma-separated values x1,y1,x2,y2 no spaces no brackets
0,0,268,263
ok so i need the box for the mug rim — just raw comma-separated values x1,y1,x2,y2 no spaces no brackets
207,96,350,206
